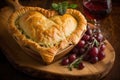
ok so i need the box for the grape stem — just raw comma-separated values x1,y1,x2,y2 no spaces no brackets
94,19,101,27
68,38,97,71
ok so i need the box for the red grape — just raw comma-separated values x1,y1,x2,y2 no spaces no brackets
90,56,99,64
78,62,85,69
93,34,97,38
83,54,90,61
68,54,77,63
79,48,85,54
86,28,92,35
96,33,104,42
100,44,106,51
98,51,105,61
89,47,99,57
82,34,90,41
71,47,79,54
61,58,69,65
77,40,86,48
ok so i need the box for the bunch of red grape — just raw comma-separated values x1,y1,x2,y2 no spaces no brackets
61,25,106,70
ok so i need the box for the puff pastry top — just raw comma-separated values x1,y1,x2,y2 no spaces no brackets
8,7,87,64
19,11,77,47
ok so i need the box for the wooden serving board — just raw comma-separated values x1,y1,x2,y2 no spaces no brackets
0,6,115,80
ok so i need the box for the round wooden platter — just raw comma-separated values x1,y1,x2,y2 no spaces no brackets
0,6,115,80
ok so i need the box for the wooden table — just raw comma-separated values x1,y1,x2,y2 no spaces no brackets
0,0,120,80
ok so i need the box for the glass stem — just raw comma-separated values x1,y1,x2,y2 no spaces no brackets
94,19,101,28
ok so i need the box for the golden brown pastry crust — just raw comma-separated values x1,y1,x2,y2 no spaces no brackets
8,7,87,64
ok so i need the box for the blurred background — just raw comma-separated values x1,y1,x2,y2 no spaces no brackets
0,0,120,8
0,0,120,80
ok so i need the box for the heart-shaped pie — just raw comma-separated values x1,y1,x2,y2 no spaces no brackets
8,7,87,64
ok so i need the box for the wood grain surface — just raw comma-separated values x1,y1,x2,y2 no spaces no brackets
0,0,120,80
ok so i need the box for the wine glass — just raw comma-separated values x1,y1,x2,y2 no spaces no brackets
82,0,112,27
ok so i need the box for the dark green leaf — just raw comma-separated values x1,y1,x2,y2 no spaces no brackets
52,3,59,10
51,1,77,15
62,1,68,7
94,39,99,47
62,5,67,14
73,62,79,68
69,4,78,8
58,4,64,15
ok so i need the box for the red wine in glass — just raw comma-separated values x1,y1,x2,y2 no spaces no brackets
83,0,112,27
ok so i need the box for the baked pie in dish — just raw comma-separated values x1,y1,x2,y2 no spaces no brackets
8,7,87,64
